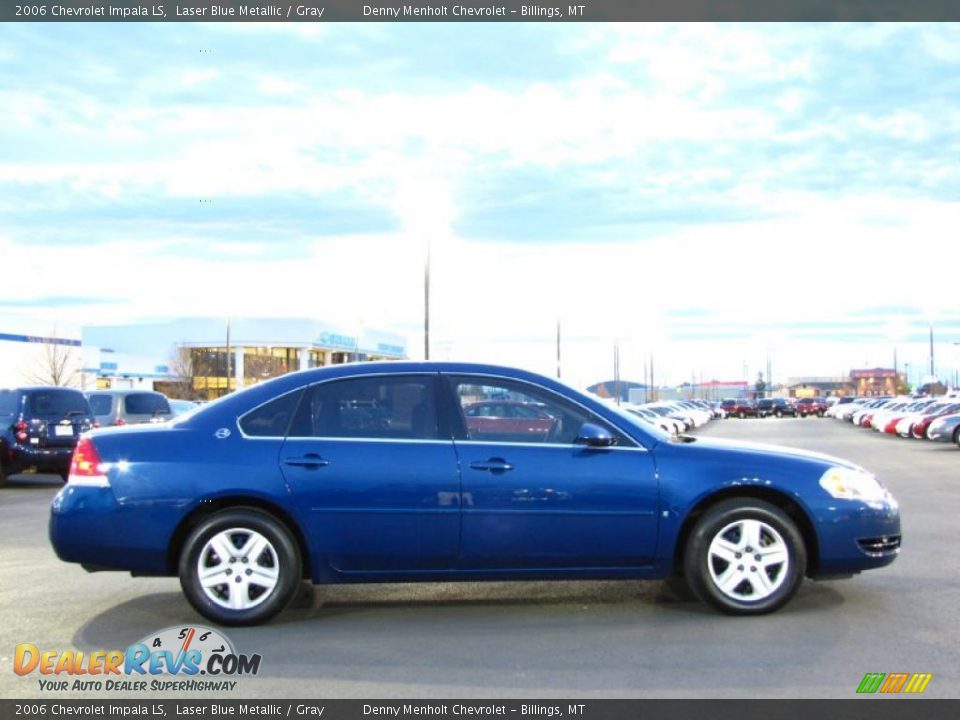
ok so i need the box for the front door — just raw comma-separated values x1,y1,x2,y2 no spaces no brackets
445,375,660,570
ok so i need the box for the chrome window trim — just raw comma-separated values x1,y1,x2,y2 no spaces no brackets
453,439,648,453
234,369,649,448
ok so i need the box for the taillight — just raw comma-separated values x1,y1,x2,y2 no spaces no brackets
14,421,28,442
115,418,125,426
68,437,110,487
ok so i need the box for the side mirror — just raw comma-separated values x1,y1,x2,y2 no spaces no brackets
575,422,617,447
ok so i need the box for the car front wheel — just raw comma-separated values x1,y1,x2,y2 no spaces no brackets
683,499,806,615
179,508,302,626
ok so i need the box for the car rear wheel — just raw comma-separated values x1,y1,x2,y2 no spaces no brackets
775,410,783,418
179,508,302,626
683,499,806,615
738,411,745,419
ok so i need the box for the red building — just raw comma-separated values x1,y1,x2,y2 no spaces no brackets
850,368,898,397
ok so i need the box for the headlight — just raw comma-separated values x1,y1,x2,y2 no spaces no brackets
819,467,888,502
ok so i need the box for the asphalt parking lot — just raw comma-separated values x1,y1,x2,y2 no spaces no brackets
1,417,958,699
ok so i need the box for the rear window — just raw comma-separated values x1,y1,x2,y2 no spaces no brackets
124,393,171,415
87,394,114,416
27,390,89,417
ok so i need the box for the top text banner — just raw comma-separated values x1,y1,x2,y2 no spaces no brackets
2,0,958,22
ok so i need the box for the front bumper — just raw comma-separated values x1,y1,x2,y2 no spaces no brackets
812,496,901,577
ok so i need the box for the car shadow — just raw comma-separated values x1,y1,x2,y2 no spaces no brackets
1,473,64,489
70,577,846,645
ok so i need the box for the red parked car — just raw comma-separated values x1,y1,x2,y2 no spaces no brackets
463,400,557,441
910,402,960,439
796,398,829,417
720,398,758,418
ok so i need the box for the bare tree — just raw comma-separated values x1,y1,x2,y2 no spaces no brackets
23,331,80,387
162,346,217,400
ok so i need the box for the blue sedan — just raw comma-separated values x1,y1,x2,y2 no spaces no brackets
50,362,901,625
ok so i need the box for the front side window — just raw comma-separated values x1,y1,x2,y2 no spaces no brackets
290,376,439,440
449,376,620,445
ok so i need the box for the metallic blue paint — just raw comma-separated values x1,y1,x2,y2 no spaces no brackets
49,362,900,589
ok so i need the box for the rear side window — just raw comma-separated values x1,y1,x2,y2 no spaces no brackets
0,390,19,419
124,393,171,415
239,390,303,438
290,376,439,440
88,394,114,416
27,390,89,417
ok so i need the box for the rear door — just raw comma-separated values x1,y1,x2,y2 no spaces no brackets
279,374,461,574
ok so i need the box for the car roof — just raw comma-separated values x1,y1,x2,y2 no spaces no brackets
85,389,167,395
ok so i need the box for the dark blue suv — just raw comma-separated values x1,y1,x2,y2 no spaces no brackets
0,386,95,485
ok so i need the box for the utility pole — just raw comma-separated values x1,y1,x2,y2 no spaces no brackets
556,319,561,379
613,342,621,406
424,239,431,361
225,317,231,397
650,354,655,402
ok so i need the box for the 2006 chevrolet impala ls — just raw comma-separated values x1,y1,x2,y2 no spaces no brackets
50,362,900,625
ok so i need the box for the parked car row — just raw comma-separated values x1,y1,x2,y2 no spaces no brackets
612,399,721,434
715,396,830,419
827,394,960,446
0,386,201,486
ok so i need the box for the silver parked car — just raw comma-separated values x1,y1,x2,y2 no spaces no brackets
926,413,960,446
84,389,173,427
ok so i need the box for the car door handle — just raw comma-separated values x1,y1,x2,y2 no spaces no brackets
282,454,330,468
469,458,514,473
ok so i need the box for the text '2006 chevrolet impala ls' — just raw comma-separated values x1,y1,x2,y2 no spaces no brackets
50,362,900,625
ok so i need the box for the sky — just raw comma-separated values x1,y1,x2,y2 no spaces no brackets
1,22,959,390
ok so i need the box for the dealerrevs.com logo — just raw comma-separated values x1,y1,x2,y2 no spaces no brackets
14,625,261,692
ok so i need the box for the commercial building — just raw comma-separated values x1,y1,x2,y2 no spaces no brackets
81,317,408,398
0,315,83,388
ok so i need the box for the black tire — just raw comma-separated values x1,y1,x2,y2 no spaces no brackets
683,499,806,615
0,464,6,488
775,410,782,418
179,508,302,626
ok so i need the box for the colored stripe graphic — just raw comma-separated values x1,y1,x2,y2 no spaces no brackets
880,673,910,693
858,672,933,694
903,674,933,694
857,673,885,694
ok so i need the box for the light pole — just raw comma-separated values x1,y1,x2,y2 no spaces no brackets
424,239,431,361
556,319,561,379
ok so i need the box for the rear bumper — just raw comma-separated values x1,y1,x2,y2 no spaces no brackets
49,485,171,574
7,444,74,473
